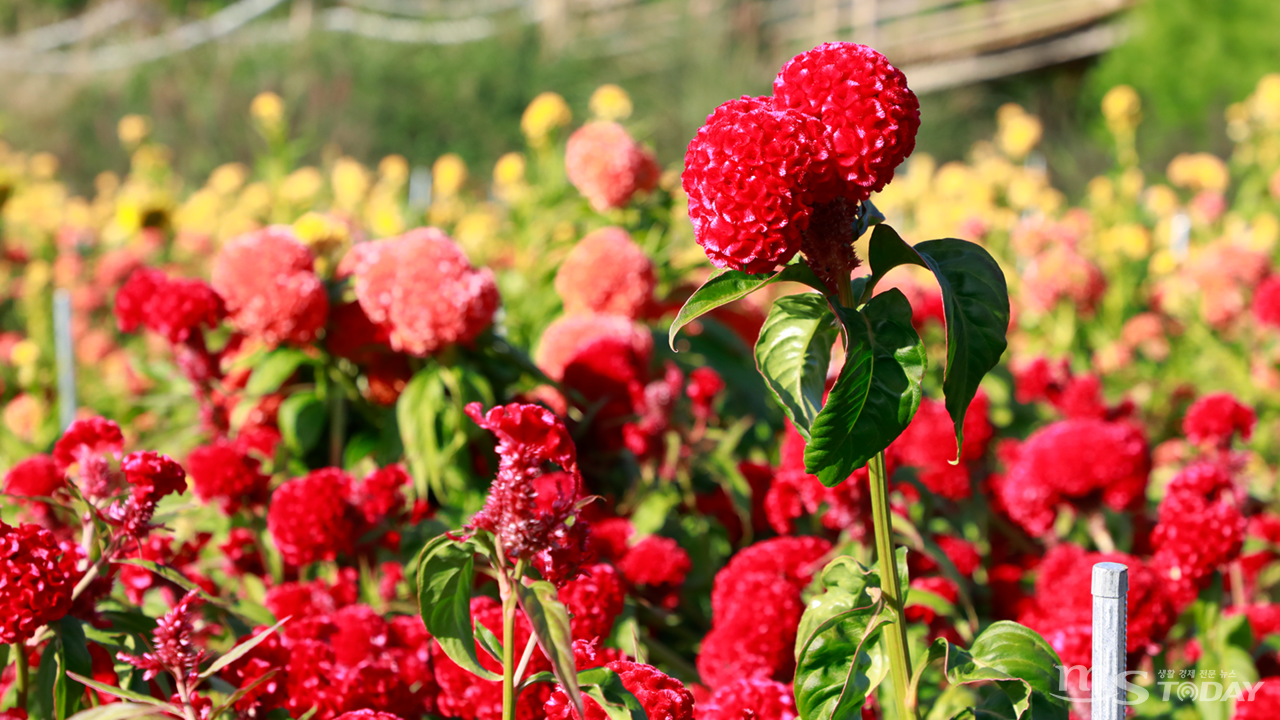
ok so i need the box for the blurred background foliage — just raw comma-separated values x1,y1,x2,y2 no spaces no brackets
0,0,1275,197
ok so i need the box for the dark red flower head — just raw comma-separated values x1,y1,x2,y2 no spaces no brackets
187,440,271,514
115,268,223,345
545,659,694,720
121,451,187,505
267,468,357,567
696,678,798,720
3,455,67,518
52,416,124,471
0,520,80,643
466,402,590,584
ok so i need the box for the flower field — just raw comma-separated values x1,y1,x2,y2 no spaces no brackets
4,41,1280,720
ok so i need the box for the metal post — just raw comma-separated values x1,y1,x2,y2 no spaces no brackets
53,289,77,432
1092,562,1128,720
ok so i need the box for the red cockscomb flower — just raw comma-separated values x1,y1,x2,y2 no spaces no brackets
3,455,66,523
1183,392,1256,449
346,229,500,356
682,103,829,274
119,589,206,682
1252,276,1280,328
546,659,694,720
565,122,660,212
187,440,271,514
559,563,626,642
1235,679,1280,720
466,403,590,585
0,521,80,644
121,451,187,505
53,416,124,471
334,712,405,720
211,226,329,346
696,678,797,720
1150,462,1246,606
115,268,223,345
536,314,653,383
267,468,356,567
772,42,920,201
555,227,656,319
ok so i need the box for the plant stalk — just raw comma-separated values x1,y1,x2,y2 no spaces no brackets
15,644,29,710
868,451,918,720
500,559,526,720
838,274,917,720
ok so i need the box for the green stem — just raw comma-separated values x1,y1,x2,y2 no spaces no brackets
501,559,526,720
15,644,29,711
868,452,917,720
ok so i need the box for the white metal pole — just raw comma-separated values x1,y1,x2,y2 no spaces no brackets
1092,562,1129,720
53,289,77,431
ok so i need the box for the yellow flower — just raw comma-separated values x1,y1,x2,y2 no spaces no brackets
493,152,528,202
1167,153,1229,193
131,145,172,174
250,92,286,133
3,393,44,444
1144,184,1180,217
433,154,468,197
11,339,40,367
332,157,371,210
1102,85,1142,134
173,189,221,235
1149,248,1178,276
1250,212,1279,253
1105,223,1152,260
1087,176,1115,209
236,182,274,217
379,155,410,184
590,84,633,122
521,92,572,146
1118,167,1145,198
117,114,151,147
455,210,500,257
995,104,1043,160
1251,74,1280,128
365,193,404,238
294,211,350,258
209,163,249,195
95,171,120,199
1226,102,1252,143
279,166,325,205
28,152,59,180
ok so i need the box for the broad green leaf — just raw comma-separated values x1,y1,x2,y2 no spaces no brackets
63,674,174,709
245,348,312,396
794,601,892,720
669,262,828,350
0,645,8,675
278,391,326,453
578,667,648,720
913,238,1010,459
913,623,1067,720
755,294,841,441
804,290,926,486
905,588,957,619
515,580,583,719
58,618,93,720
398,364,492,503
474,621,505,664
66,702,168,720
31,636,59,720
199,617,289,679
853,199,886,240
414,534,501,681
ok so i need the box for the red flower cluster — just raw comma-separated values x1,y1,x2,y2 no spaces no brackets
1183,392,1256,449
466,403,589,585
1252,275,1280,328
52,415,124,500
994,418,1151,536
114,267,223,345
343,228,500,356
1150,462,1246,606
267,465,409,567
565,122,660,212
1235,678,1280,720
119,589,206,682
0,520,80,643
555,227,656,319
683,43,918,274
558,563,626,642
211,226,329,346
3,455,66,525
186,439,271,514
545,658,694,720
434,596,549,720
765,421,869,537
891,395,993,500
698,536,832,688
695,678,797,720
121,450,187,505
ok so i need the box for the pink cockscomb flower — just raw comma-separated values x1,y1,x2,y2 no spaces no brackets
119,589,206,682
1252,275,1280,328
466,402,591,585
772,42,920,201
536,314,653,383
565,122,660,212
187,440,271,514
555,227,656,319
0,520,80,644
1183,392,1256,449
267,468,357,567
211,226,329,346
696,678,797,720
346,228,500,356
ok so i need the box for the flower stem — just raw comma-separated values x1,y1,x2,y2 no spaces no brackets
15,644,29,710
869,451,918,720
501,559,526,720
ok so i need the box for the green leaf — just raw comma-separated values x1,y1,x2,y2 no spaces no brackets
906,588,957,619
200,617,290,679
474,621,505,664
578,667,647,720
859,227,1010,460
669,262,828,350
278,391,326,453
58,619,93,720
245,348,312,396
397,364,492,503
210,670,279,718
794,601,892,720
803,290,926,486
853,199,886,239
515,580,583,720
414,534,502,681
914,623,1068,720
31,636,59,720
754,294,841,441
63,674,174,710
